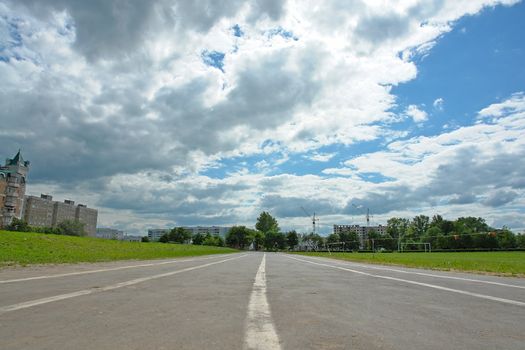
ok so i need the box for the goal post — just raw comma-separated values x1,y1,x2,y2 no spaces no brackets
400,242,431,252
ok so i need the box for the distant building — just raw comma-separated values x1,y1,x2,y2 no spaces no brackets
75,204,98,237
23,194,98,237
122,235,142,242
0,151,30,227
183,226,231,237
148,228,170,241
96,228,124,240
22,194,54,227
333,224,388,248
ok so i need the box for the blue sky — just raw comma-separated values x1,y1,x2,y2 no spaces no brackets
1,0,524,234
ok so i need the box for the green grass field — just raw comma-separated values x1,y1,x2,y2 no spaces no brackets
0,230,237,266
293,251,525,276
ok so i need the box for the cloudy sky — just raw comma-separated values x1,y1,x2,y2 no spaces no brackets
1,0,524,235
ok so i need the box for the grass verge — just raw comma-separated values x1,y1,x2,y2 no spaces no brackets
0,230,237,267
292,251,525,277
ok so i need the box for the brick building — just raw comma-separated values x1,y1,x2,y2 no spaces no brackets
0,151,30,227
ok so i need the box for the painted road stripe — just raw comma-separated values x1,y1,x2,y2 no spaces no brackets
303,255,525,290
0,254,247,315
245,254,281,350
0,254,235,284
287,255,525,307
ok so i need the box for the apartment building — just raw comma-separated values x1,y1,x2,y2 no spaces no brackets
23,195,98,237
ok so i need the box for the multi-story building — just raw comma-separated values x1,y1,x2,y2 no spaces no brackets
147,228,170,241
96,228,124,240
23,195,98,237
333,224,388,248
122,235,142,242
22,194,54,227
0,151,30,227
183,226,231,237
76,204,98,237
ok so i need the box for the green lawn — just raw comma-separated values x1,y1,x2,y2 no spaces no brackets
0,230,237,266
292,251,525,276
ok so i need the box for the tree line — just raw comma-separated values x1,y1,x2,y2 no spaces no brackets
5,217,87,236
325,215,525,251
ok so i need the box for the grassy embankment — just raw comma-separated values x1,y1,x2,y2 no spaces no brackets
293,251,525,277
0,230,237,267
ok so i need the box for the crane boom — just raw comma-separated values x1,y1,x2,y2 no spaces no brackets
300,206,319,234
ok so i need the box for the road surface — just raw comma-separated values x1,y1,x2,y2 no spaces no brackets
1,252,524,349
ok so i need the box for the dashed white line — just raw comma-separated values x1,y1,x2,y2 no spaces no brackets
0,254,234,284
244,254,281,350
0,254,247,315
286,255,525,307
304,255,525,290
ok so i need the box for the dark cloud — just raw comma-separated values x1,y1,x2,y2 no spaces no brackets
482,190,518,207
247,0,287,22
448,193,477,205
10,0,250,60
344,145,525,214
354,1,444,45
259,194,337,218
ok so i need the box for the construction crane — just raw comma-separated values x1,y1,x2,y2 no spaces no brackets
351,203,370,227
301,206,319,234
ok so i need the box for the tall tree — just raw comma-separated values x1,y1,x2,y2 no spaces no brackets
326,233,340,244
286,230,299,250
263,229,285,251
255,211,279,233
225,226,251,249
169,227,192,243
192,233,205,245
57,220,86,237
251,231,265,251
387,217,409,240
409,215,430,240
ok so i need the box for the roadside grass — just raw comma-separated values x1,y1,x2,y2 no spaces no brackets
292,251,525,277
0,230,237,267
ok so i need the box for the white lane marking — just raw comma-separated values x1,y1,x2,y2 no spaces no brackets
0,254,235,284
244,254,281,350
303,255,525,290
0,254,247,315
286,255,525,307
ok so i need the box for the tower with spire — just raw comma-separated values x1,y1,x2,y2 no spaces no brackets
0,150,30,227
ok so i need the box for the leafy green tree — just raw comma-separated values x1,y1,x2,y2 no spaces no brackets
409,215,430,240
159,233,169,243
251,231,265,251
256,212,279,234
225,226,252,249
366,229,381,250
376,233,396,250
57,220,86,236
141,236,150,242
286,230,299,250
169,227,192,243
214,234,225,247
339,231,359,250
430,215,454,234
7,218,30,232
192,233,205,245
516,234,525,248
421,226,442,248
264,229,285,251
496,228,517,249
326,233,340,244
456,217,491,233
387,217,409,240
203,233,225,247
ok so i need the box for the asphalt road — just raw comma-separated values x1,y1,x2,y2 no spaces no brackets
1,252,524,349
